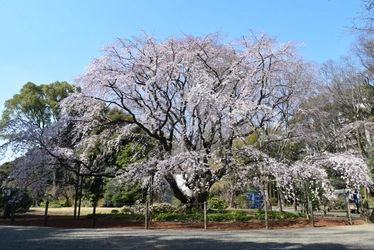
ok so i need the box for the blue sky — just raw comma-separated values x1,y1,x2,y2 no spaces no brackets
0,0,362,114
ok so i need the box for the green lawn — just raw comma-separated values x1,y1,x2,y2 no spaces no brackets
26,207,115,216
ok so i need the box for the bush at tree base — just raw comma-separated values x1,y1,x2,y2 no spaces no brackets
235,194,250,209
152,203,186,213
208,196,228,209
255,209,305,220
86,208,304,221
0,189,33,217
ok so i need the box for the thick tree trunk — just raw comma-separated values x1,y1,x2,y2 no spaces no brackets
63,194,70,207
197,191,209,208
165,173,189,204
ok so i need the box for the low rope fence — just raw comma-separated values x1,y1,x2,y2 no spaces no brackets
2,200,370,229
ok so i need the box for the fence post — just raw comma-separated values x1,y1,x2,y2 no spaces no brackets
145,201,149,230
363,200,368,223
264,181,269,230
204,201,207,230
308,200,314,227
44,200,49,227
345,191,352,225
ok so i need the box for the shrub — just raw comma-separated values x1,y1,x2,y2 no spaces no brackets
254,209,304,220
208,197,228,209
131,202,145,214
120,205,131,213
152,203,178,213
207,213,227,221
208,211,250,221
235,194,250,209
86,213,144,220
332,197,346,210
153,213,203,221
269,197,278,206
87,208,304,222
1,189,33,215
152,210,251,222
173,204,188,213
362,198,374,208
42,201,64,208
228,211,252,221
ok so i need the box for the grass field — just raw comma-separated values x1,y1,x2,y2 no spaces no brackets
26,207,116,216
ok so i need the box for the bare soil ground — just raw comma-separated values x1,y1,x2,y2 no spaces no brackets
0,207,366,230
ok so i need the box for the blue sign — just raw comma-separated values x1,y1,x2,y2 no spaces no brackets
248,192,263,209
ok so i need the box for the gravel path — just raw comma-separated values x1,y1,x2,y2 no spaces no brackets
0,223,373,249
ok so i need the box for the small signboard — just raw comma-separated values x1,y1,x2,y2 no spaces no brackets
248,191,263,209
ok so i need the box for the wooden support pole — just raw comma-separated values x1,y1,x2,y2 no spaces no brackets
345,191,352,225
264,181,269,230
204,201,207,230
44,200,49,227
92,201,97,228
145,201,149,230
308,200,314,227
